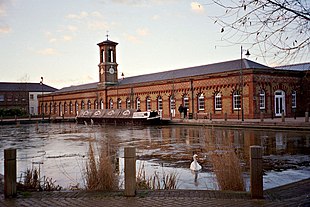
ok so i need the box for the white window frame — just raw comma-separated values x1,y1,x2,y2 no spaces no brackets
126,98,131,109
157,96,163,111
215,92,222,110
146,97,151,111
109,99,114,109
183,95,189,108
259,90,266,110
292,90,296,108
117,98,122,109
198,93,205,111
81,101,85,110
136,98,140,110
233,91,241,110
100,100,104,109
75,102,79,114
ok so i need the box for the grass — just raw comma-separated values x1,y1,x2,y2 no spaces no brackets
18,168,62,191
85,141,118,191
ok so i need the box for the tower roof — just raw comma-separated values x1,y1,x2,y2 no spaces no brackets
97,39,118,46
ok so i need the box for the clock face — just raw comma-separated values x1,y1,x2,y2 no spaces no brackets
109,66,115,74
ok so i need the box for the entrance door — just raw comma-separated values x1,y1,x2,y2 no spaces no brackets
274,90,285,117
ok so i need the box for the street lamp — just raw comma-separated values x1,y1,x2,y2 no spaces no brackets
240,46,250,121
40,77,44,120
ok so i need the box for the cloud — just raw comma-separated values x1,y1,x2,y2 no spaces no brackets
124,34,140,43
152,15,160,20
0,25,11,34
137,28,149,36
37,48,59,56
66,11,89,19
91,11,103,18
191,2,204,13
0,1,8,16
88,21,108,30
111,0,178,6
67,25,78,32
63,35,73,41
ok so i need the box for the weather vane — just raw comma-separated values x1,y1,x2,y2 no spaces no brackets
106,30,109,40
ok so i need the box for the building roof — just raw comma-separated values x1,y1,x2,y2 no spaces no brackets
275,62,310,71
53,82,98,94
119,59,271,85
53,58,271,94
0,82,57,92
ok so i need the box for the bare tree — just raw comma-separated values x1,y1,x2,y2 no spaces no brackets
210,0,310,64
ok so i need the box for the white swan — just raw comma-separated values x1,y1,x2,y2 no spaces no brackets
190,154,202,171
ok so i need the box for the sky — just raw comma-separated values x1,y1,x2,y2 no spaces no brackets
0,0,308,89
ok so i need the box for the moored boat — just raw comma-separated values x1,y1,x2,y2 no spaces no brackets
76,109,161,125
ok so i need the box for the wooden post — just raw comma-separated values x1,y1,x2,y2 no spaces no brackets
224,112,227,121
250,146,263,199
260,112,264,122
124,147,136,197
4,148,17,198
305,112,309,123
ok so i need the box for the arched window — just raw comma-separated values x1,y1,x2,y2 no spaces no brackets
146,96,151,111
69,102,73,114
59,102,62,116
183,94,189,109
215,92,222,110
136,97,141,110
50,102,53,114
233,91,241,110
198,93,205,111
64,102,68,114
157,96,163,111
117,98,122,109
87,100,91,109
54,103,57,114
75,101,79,115
259,90,265,110
81,101,85,110
45,103,48,114
100,99,104,109
109,99,114,109
292,90,296,109
94,100,98,109
126,98,131,109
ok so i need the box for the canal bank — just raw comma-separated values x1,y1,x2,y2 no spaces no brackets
166,117,310,131
1,116,310,131
0,178,309,206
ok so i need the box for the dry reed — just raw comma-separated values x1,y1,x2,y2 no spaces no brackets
85,141,118,191
136,162,179,190
209,148,245,191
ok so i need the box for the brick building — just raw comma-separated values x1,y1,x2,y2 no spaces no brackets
39,38,310,119
0,82,57,115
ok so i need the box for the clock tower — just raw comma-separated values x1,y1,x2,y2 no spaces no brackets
97,36,118,85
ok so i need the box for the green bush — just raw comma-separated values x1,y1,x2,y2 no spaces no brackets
0,108,27,117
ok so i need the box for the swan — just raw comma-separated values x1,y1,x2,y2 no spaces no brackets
190,154,202,171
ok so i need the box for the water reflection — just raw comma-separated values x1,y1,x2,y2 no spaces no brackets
0,123,309,190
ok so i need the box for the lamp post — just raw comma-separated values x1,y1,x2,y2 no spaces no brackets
40,77,44,120
240,46,250,121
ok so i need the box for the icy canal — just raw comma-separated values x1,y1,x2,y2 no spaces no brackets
0,123,309,190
